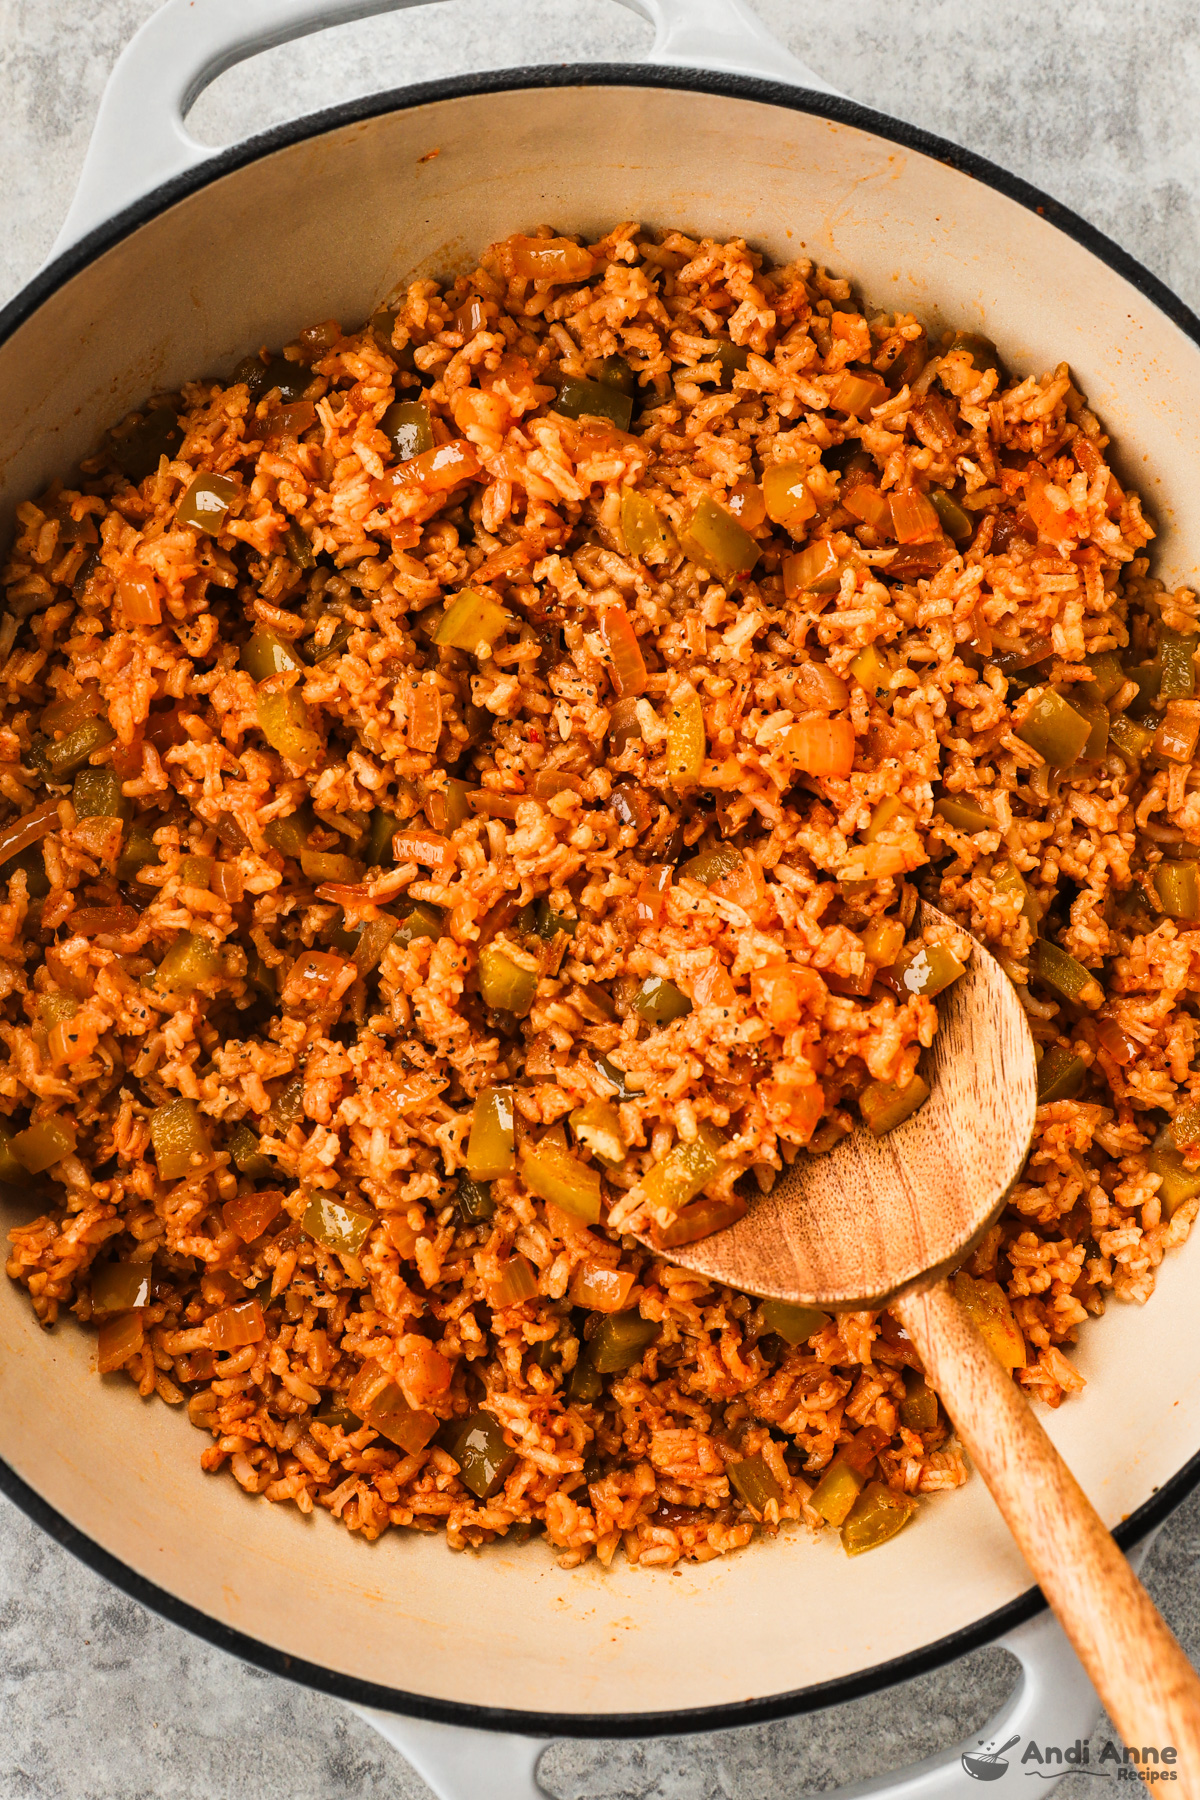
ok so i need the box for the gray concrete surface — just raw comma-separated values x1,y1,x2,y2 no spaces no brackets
2,0,1200,1794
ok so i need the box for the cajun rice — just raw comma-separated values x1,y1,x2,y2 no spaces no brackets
3,222,1195,1566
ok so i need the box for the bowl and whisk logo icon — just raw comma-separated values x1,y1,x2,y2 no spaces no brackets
962,1734,1021,1780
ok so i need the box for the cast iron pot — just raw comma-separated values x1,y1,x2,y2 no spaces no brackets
2,3,1200,1795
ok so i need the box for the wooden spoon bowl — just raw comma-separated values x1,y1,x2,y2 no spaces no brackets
670,903,1037,1309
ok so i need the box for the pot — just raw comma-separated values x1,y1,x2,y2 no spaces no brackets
2,3,1200,1796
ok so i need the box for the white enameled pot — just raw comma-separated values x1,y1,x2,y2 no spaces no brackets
2,3,1199,1795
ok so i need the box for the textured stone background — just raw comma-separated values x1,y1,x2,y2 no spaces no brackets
3,1,1200,1794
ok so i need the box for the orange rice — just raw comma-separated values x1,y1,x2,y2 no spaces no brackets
2,221,1195,1567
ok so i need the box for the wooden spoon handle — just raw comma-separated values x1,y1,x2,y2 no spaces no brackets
895,1280,1200,1774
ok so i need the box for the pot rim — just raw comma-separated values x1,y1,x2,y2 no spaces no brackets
2,58,1199,1738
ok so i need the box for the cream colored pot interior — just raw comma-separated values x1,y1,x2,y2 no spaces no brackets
2,81,1199,1721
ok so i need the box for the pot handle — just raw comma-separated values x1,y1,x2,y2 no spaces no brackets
351,1564,1127,1800
50,0,836,261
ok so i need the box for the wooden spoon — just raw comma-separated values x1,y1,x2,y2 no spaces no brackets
641,903,1200,1771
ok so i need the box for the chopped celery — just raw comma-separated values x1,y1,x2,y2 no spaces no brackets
433,590,512,654
302,1192,375,1254
1160,631,1198,700
44,717,116,779
621,489,676,561
841,1481,918,1555
678,494,760,581
631,975,691,1025
487,1255,539,1307
860,1074,930,1136
73,767,129,821
478,945,538,1016
810,1456,867,1527
899,1368,938,1432
226,1121,272,1178
1155,861,1200,920
207,1298,266,1350
885,942,967,998
1035,939,1103,1007
440,1411,515,1499
457,1173,495,1223
1036,1044,1087,1102
176,473,238,533
1149,1131,1200,1218
519,1138,602,1223
785,539,842,597
952,1271,1025,1371
568,1098,624,1166
1084,650,1127,704
641,1126,722,1213
727,1453,784,1514
929,488,972,542
934,795,994,834
155,931,221,992
91,1260,152,1313
762,1299,830,1345
242,630,303,681
589,1311,660,1373
256,688,320,766
149,1097,209,1180
379,400,433,463
1016,689,1091,766
466,1087,515,1179
395,901,444,946
555,376,633,431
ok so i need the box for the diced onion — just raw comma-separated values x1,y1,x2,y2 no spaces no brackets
0,800,61,865
889,489,941,544
486,1254,539,1308
568,1263,636,1311
207,1297,266,1351
97,1311,145,1374
599,605,648,698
